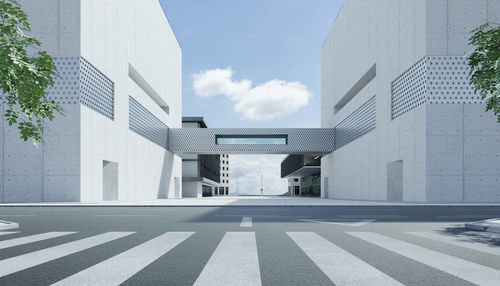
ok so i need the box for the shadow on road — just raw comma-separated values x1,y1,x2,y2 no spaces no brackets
437,225,500,247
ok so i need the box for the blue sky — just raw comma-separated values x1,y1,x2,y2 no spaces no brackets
159,0,343,194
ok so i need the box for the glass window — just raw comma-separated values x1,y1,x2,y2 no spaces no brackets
216,135,287,145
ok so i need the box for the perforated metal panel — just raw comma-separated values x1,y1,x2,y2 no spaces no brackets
1,57,80,105
168,128,335,154
391,56,482,119
334,96,376,149
426,56,481,104
391,58,426,119
1,57,115,120
129,96,169,148
47,57,80,105
79,58,114,119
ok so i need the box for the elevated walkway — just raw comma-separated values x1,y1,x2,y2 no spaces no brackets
168,128,335,154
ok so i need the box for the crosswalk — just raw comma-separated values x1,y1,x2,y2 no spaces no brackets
0,230,498,285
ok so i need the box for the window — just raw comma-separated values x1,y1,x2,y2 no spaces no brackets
216,135,287,145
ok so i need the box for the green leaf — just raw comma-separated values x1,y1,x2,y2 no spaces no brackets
0,0,62,146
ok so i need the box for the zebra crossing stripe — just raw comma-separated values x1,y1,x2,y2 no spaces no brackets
194,232,261,286
52,232,194,286
348,232,500,286
407,232,500,257
240,217,252,227
0,232,76,250
0,232,18,236
0,232,134,278
287,232,403,286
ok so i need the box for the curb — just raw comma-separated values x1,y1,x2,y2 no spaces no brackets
1,204,500,208
0,220,19,231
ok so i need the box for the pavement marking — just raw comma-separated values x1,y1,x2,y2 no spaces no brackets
407,231,500,257
0,232,76,250
215,214,311,218
0,215,35,217
437,215,500,219
348,232,500,286
0,232,18,236
240,217,252,227
287,232,403,286
0,232,134,278
338,215,405,219
93,215,158,217
52,232,194,286
295,218,376,227
194,232,261,286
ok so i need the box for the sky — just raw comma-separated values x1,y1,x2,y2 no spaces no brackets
159,0,344,195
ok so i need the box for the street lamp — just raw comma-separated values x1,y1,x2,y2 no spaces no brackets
257,172,264,196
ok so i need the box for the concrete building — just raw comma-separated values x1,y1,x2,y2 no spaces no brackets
217,154,230,195
321,0,500,202
0,0,182,202
181,117,221,198
281,154,321,197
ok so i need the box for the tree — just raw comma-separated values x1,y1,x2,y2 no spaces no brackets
468,22,500,123
0,0,62,146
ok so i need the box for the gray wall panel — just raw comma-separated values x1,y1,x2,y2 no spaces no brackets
334,96,376,149
129,96,169,149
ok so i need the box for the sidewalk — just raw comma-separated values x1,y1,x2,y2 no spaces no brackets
1,196,500,207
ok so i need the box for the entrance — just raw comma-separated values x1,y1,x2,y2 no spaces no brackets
387,160,403,201
103,160,118,201
202,185,212,197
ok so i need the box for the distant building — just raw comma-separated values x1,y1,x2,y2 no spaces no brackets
181,117,220,197
217,154,230,195
281,154,321,197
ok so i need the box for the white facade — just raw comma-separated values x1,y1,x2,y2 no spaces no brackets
0,0,182,202
321,0,500,202
181,118,220,198
218,154,230,195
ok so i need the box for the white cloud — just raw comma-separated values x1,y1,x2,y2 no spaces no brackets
192,68,311,121
228,155,288,195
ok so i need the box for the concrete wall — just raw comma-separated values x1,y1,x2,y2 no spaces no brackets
1,0,81,202
182,181,202,198
321,0,500,202
79,0,182,201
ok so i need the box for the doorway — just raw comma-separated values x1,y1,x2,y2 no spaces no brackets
103,160,118,201
323,177,329,198
174,177,180,198
387,160,403,201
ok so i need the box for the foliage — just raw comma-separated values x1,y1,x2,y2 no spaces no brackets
468,22,500,123
0,0,62,146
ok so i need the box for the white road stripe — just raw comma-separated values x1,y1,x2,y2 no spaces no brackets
407,231,500,257
0,232,134,277
93,215,158,217
0,232,18,236
288,232,403,286
348,232,500,286
0,232,76,250
0,215,35,217
339,215,405,219
194,232,261,286
52,232,194,286
295,219,375,227
240,217,252,227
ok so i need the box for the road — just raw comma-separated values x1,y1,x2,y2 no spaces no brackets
0,205,499,286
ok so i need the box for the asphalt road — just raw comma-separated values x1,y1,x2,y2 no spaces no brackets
0,205,499,286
